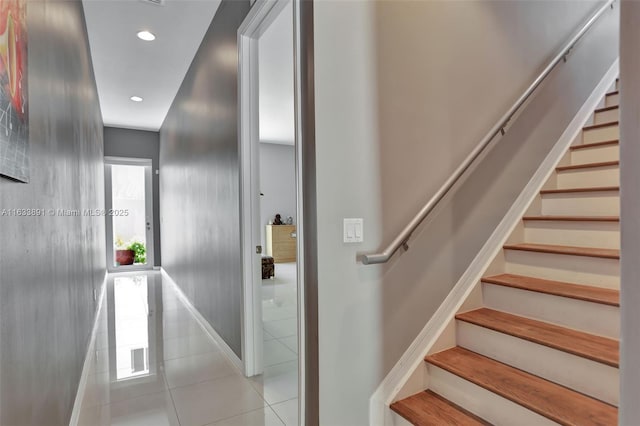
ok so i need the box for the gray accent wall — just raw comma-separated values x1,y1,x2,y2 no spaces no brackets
159,0,251,358
104,127,161,266
259,143,296,248
0,1,105,424
312,1,618,423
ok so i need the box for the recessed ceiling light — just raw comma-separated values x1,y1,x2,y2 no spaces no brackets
137,30,156,41
130,96,143,102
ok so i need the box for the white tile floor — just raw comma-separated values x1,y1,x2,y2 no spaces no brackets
262,261,298,350
77,269,299,426
260,262,299,417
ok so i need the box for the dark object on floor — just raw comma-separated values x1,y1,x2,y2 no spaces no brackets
262,256,275,279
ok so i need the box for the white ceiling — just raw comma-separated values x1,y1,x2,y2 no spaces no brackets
82,0,221,131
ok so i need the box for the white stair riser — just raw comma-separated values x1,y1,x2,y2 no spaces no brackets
390,411,413,426
457,323,619,406
594,108,619,125
571,144,619,164
583,125,619,144
504,250,619,289
605,93,619,107
556,167,619,189
541,192,619,216
523,220,620,249
428,365,557,426
482,283,619,338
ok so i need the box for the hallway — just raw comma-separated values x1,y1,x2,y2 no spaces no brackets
77,272,297,426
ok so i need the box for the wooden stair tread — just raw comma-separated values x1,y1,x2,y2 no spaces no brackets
570,139,618,151
503,243,619,259
540,186,619,194
482,273,620,306
426,347,618,426
390,390,490,426
606,90,619,96
522,215,619,222
456,308,619,367
594,105,619,113
583,121,618,131
556,161,618,172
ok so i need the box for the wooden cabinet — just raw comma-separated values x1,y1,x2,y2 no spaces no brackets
266,225,297,263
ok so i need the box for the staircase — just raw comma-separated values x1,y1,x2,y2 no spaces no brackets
390,83,620,425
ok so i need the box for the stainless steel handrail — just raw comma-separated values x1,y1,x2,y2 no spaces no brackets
362,0,616,265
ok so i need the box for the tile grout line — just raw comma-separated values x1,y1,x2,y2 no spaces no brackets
161,268,244,372
162,344,222,362
164,279,267,426
201,405,285,426
271,408,289,426
262,356,299,370
93,388,168,409
268,401,290,426
260,262,299,425
165,377,183,426
162,282,240,392
273,336,299,355
268,397,298,426
163,280,207,426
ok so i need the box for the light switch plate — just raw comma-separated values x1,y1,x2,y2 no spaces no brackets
344,218,364,243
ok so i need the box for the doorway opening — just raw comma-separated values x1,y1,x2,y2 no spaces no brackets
105,157,155,272
239,0,301,424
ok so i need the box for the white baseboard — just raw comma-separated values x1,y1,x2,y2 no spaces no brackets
160,268,244,373
69,270,108,426
369,59,619,425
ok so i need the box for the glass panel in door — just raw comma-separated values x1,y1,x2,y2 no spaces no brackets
111,164,148,268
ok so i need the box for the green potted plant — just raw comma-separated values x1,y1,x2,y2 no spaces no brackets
114,238,146,266
128,241,146,264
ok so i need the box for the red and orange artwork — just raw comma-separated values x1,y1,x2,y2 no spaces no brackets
0,0,27,183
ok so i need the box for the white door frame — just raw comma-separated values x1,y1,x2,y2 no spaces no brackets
104,156,155,273
238,0,292,377
239,1,318,423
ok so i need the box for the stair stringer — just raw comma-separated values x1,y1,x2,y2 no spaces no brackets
369,59,619,426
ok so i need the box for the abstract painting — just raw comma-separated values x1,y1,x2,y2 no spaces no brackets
0,0,27,182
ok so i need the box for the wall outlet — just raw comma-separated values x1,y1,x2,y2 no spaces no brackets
344,218,364,243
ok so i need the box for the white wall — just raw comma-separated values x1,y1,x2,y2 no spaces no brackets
312,1,618,424
260,143,297,247
619,3,640,423
259,1,294,145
